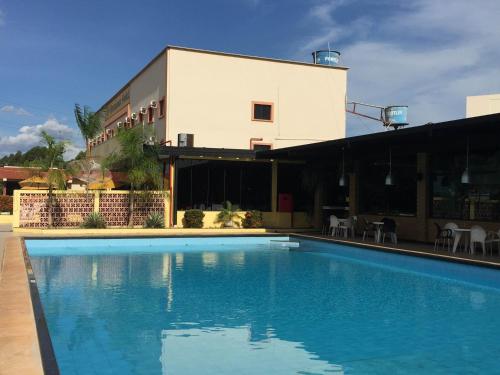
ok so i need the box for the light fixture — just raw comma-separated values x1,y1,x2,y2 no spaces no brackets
385,148,394,186
461,137,470,184
338,147,346,186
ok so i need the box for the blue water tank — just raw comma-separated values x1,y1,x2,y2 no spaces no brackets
384,106,408,126
312,50,341,66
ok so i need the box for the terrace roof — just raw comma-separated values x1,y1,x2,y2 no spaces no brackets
256,113,500,161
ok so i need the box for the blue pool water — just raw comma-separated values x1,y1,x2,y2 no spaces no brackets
27,237,500,374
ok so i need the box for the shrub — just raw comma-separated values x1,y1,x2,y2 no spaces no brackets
0,195,13,213
183,209,204,228
144,212,165,228
241,210,264,228
215,201,240,228
81,212,107,229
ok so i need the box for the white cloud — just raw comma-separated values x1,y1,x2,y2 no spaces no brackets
0,117,84,160
1,105,33,116
299,0,500,136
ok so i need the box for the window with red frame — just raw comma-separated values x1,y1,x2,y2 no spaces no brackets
159,98,165,117
148,106,154,123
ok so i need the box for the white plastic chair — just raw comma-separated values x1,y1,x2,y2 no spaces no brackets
444,222,459,251
339,216,355,239
485,229,500,255
470,225,487,255
329,215,340,236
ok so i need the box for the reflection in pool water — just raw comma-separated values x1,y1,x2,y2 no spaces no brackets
161,326,343,374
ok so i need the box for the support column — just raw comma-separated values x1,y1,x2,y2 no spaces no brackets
416,152,429,242
93,191,100,212
348,173,357,216
271,160,278,213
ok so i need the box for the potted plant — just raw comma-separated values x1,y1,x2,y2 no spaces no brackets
241,210,264,228
215,201,241,228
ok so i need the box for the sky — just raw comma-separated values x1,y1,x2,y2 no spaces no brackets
1,0,499,159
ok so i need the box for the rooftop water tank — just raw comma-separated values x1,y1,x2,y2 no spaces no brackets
384,106,408,127
312,50,341,66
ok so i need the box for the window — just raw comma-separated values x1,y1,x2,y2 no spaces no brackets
148,106,154,123
277,163,315,212
252,102,273,122
359,153,417,216
176,160,272,211
252,144,272,151
431,146,500,221
159,98,165,118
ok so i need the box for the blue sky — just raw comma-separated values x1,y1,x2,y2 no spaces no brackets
1,0,499,158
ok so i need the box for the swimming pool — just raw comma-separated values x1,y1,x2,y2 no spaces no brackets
27,236,500,374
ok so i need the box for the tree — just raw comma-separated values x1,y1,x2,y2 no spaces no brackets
35,131,68,228
74,104,101,158
106,126,161,227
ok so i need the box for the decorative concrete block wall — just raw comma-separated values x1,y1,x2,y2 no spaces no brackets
13,190,167,228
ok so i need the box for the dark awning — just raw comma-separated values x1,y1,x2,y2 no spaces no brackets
256,113,500,161
157,146,257,160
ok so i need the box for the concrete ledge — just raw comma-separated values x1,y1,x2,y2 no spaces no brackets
0,214,13,224
14,227,272,237
0,237,44,375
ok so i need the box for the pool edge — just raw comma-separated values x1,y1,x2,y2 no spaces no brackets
290,233,500,270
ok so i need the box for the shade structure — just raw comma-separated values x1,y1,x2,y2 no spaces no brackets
88,177,115,190
19,176,50,190
72,159,117,190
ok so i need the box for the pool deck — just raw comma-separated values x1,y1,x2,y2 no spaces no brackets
2,228,500,374
0,236,44,375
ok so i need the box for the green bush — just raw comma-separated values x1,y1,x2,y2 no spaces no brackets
241,210,264,228
144,212,165,228
81,212,107,229
183,209,204,228
0,195,13,213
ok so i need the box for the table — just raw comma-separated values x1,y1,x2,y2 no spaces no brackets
372,221,384,243
452,228,471,254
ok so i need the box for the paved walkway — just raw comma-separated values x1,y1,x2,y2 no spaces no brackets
0,224,12,279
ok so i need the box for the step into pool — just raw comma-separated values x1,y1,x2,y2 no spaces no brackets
26,236,500,374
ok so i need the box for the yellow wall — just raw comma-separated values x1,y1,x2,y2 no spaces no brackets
167,48,347,149
176,210,312,229
466,94,500,118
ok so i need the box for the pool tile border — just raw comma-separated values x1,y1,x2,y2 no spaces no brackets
21,239,60,375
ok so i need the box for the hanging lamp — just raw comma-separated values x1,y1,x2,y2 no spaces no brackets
461,137,470,184
338,147,346,186
385,148,394,186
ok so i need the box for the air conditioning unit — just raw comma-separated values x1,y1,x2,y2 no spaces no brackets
178,133,194,147
144,136,156,146
131,112,138,120
150,100,157,109
117,122,123,128
140,107,147,114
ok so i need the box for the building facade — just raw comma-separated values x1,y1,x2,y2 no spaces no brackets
90,46,348,158
466,94,500,117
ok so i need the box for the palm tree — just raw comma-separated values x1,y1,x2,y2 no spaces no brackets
106,126,161,227
74,104,101,158
37,131,68,228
